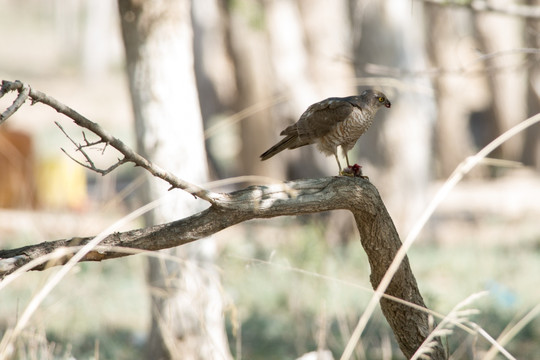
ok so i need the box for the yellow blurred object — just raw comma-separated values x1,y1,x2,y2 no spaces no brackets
35,156,88,210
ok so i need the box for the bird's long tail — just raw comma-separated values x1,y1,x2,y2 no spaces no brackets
260,135,297,160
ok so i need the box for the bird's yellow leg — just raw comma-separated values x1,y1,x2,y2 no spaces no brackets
336,154,354,177
334,154,344,175
334,154,342,173
344,152,351,168
339,151,354,176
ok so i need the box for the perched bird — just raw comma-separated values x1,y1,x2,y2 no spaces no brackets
260,90,391,175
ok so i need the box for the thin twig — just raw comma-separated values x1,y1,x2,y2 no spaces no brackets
55,121,125,175
0,80,221,204
364,48,540,81
0,81,30,124
204,94,288,140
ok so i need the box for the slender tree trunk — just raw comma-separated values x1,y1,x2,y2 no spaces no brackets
118,1,231,359
263,0,324,178
475,10,527,162
524,0,540,170
192,0,238,178
425,5,487,178
227,1,280,178
298,0,356,97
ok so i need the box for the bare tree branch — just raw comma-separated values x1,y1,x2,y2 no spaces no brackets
55,121,127,175
0,80,30,124
0,80,221,204
0,176,446,359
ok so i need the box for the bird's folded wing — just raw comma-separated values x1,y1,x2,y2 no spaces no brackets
281,100,354,138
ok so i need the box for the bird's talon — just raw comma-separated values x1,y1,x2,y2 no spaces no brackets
339,170,355,177
340,164,367,178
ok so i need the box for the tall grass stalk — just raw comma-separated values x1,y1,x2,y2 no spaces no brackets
411,292,488,360
232,255,481,336
483,304,540,360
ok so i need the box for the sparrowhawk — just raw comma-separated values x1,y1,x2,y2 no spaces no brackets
260,90,391,175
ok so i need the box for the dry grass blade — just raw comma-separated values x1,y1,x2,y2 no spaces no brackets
0,197,164,358
204,94,288,140
483,304,540,360
411,292,487,360
340,113,540,360
232,255,479,335
468,325,515,360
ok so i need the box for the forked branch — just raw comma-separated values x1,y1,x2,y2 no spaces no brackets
54,121,127,175
0,80,221,203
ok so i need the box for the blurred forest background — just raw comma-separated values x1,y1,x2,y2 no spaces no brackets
1,0,540,359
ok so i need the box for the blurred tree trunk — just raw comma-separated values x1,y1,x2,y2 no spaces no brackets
82,0,118,79
295,0,357,178
475,10,527,162
298,0,355,97
192,0,238,178
263,0,322,178
230,0,356,179
425,5,490,178
351,0,434,232
118,1,232,359
192,0,236,122
524,1,540,170
227,1,280,178
297,0,358,239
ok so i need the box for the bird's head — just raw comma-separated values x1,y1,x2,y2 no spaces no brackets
360,90,391,109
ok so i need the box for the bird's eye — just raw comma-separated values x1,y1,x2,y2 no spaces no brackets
378,97,385,103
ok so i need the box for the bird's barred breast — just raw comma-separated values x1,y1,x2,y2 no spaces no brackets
316,108,373,155
331,109,372,143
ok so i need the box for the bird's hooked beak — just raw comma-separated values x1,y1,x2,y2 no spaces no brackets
385,100,391,108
